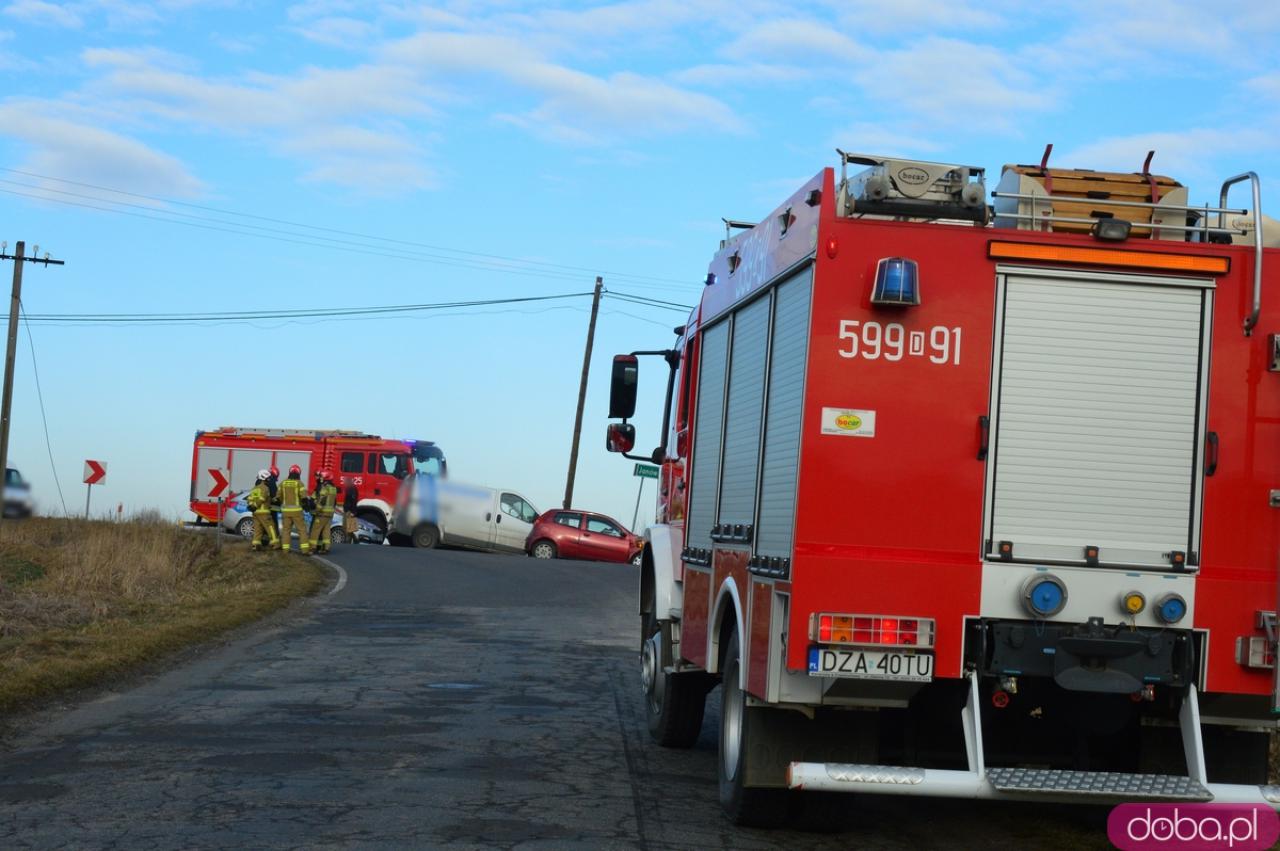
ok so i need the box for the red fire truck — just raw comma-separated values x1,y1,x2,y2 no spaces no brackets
189,426,445,534
606,150,1280,824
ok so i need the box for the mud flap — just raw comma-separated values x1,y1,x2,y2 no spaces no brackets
744,705,878,788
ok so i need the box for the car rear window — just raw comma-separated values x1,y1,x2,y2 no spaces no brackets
553,511,582,528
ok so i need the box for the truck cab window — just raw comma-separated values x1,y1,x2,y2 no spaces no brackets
501,494,537,524
340,452,363,473
415,457,443,476
369,453,410,479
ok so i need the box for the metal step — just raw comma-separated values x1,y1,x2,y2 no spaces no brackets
987,767,1211,801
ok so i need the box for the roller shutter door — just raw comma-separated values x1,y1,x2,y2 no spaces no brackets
986,272,1210,568
717,295,770,526
686,321,729,550
756,269,812,556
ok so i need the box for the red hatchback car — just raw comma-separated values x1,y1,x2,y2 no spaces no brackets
525,509,643,566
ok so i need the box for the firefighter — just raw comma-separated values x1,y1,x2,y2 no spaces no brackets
277,464,310,554
342,481,359,544
308,469,338,554
266,465,281,540
247,470,279,551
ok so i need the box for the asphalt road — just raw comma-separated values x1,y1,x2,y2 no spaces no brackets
0,545,1107,849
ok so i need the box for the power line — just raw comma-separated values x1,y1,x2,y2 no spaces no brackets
19,302,67,514
21,292,608,327
1,168,703,292
605,292,692,313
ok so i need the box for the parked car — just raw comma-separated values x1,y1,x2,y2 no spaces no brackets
525,509,643,566
393,475,540,551
3,467,32,518
219,494,384,545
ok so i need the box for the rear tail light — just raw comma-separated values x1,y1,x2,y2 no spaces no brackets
810,613,935,648
1237,637,1275,669
1238,611,1277,670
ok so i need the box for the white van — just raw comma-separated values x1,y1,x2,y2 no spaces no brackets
393,475,540,551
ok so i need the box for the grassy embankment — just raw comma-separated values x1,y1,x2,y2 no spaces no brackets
0,516,327,713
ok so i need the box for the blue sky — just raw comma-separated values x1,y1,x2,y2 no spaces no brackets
0,0,1277,527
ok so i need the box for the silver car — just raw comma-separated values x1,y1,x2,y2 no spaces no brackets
220,494,384,545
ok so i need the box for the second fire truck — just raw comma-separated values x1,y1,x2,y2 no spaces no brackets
607,149,1280,824
190,426,445,535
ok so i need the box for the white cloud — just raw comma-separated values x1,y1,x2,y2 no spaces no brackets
0,106,204,197
77,48,439,193
855,37,1050,127
1059,128,1277,190
723,18,867,63
386,31,744,142
836,0,1005,33
1247,73,1280,101
829,122,942,157
292,15,377,48
670,62,811,87
3,0,82,27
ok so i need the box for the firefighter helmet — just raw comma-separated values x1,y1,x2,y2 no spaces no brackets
288,464,302,475
257,469,270,481
269,466,280,478
319,469,332,482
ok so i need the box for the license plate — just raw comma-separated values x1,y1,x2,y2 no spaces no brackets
807,647,933,682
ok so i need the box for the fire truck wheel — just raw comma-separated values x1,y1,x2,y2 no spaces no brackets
719,632,789,827
642,606,706,748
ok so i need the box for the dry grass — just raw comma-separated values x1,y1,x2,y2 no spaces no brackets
0,517,326,713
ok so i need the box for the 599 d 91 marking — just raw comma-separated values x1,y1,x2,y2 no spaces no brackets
838,320,961,365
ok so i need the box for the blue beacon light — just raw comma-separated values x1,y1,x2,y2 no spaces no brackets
871,257,920,306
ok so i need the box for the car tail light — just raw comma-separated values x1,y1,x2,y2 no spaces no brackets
810,613,935,648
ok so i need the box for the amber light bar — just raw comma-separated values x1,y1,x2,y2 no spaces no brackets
988,240,1230,275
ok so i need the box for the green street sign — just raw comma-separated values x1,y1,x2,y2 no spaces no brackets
633,463,660,480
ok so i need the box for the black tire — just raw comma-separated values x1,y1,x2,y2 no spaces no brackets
641,603,706,748
235,517,254,540
329,527,346,545
530,539,557,559
719,632,789,827
412,524,439,549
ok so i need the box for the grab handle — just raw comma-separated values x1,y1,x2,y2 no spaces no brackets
1219,172,1263,336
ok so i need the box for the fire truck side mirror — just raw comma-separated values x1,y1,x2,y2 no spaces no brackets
606,423,635,454
609,355,639,419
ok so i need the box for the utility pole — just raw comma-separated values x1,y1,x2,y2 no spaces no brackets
0,241,65,528
563,276,603,509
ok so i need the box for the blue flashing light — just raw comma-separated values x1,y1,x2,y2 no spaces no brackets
871,257,920,306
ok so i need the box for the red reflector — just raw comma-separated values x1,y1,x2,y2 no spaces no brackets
881,618,899,644
819,615,832,642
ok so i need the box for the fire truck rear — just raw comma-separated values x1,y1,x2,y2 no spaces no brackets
606,149,1280,825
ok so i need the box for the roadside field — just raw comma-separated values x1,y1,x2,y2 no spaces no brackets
0,517,327,714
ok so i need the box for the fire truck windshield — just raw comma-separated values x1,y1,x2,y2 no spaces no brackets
409,442,446,477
